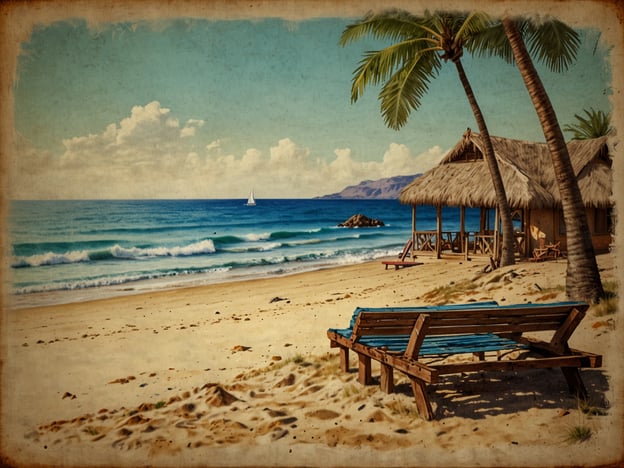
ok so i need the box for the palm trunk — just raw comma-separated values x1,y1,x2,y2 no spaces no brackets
453,59,516,267
502,17,603,301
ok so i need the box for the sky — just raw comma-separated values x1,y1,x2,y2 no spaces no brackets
8,7,614,199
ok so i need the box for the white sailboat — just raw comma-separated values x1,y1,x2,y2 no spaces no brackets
246,190,256,206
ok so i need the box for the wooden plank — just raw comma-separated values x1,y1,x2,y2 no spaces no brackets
405,314,431,359
327,330,352,347
424,313,570,325
382,260,422,270
350,313,365,342
417,303,587,318
365,347,439,383
350,332,527,355
427,322,572,335
550,307,585,353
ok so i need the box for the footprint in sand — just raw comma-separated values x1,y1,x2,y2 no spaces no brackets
366,409,394,423
274,373,296,388
306,409,340,420
108,376,136,384
263,408,287,418
298,384,323,396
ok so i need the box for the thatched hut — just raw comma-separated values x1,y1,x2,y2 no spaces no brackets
399,129,613,259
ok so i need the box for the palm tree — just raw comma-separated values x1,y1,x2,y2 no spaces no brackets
341,10,516,266
500,17,604,302
564,108,613,140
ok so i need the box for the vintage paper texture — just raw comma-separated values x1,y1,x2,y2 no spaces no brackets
1,0,622,467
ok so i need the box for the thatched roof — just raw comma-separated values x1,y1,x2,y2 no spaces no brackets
399,130,613,209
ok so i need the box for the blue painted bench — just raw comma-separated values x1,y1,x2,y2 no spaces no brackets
327,301,602,420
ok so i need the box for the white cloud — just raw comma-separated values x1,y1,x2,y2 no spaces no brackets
181,119,205,138
10,102,446,199
206,139,221,152
180,126,196,138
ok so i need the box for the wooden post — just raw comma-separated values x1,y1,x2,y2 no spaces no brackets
561,367,588,400
358,354,372,385
411,205,416,259
410,379,434,420
339,347,349,373
524,209,531,258
494,207,500,264
380,363,394,393
436,205,442,259
460,205,466,255
480,207,487,232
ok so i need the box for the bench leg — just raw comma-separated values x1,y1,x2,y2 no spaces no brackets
380,363,394,393
561,367,588,400
473,352,485,361
410,378,434,420
358,354,373,385
339,347,349,373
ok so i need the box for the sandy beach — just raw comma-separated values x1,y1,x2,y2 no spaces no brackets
1,254,621,467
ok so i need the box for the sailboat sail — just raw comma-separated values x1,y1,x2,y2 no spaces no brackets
246,190,256,206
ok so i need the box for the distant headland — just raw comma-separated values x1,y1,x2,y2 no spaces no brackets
316,174,421,199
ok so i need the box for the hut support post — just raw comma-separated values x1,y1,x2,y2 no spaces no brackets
460,206,467,260
411,205,416,259
524,209,530,258
480,207,487,232
436,205,442,259
460,206,466,253
494,207,500,265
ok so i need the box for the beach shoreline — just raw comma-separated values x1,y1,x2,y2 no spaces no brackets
5,256,395,311
1,254,622,467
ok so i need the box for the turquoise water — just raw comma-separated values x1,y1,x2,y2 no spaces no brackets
7,199,482,305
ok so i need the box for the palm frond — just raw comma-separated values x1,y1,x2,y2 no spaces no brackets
466,22,513,62
525,18,580,73
456,11,492,40
350,37,438,103
379,50,441,129
563,108,613,139
340,10,423,46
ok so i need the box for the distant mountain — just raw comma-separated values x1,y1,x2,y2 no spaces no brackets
317,174,420,199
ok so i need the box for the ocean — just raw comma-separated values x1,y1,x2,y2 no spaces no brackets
7,199,483,308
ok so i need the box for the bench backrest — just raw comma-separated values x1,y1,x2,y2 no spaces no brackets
348,301,499,328
352,301,589,348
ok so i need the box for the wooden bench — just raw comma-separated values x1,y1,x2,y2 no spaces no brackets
327,301,602,420
382,260,423,270
382,239,423,269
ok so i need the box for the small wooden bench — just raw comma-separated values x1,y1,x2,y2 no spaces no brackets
382,239,423,269
327,301,601,420
382,260,423,270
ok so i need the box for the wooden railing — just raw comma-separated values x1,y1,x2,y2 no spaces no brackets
411,231,526,257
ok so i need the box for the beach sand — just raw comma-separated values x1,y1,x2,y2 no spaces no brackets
1,254,621,467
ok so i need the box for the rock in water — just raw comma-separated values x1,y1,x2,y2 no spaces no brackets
338,214,385,228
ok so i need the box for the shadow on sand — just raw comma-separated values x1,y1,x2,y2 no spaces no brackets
387,367,610,420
